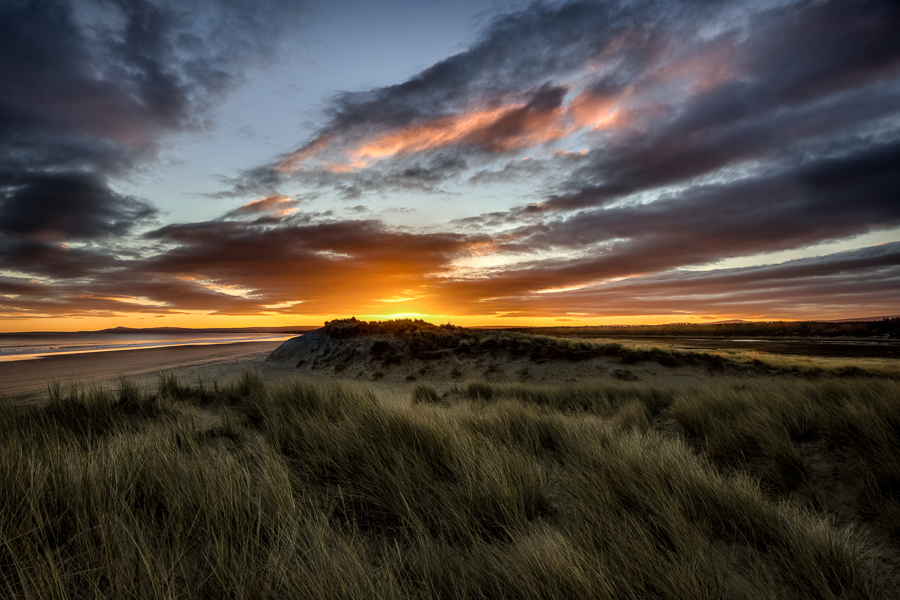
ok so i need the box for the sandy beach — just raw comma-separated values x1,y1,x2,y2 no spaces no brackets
0,341,288,403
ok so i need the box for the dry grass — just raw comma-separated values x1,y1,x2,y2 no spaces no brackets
0,370,897,598
671,379,900,538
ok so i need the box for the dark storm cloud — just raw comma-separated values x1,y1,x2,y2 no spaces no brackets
0,238,125,280
613,242,900,298
0,173,156,240
0,0,308,278
538,137,900,250
0,172,153,281
398,132,900,317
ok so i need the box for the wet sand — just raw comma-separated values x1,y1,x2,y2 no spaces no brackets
0,341,286,402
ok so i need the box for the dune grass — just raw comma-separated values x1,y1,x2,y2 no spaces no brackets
316,318,899,378
0,372,896,598
671,379,900,537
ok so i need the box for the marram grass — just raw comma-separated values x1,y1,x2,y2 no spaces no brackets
0,372,896,598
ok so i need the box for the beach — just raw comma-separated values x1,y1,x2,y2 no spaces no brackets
0,341,287,402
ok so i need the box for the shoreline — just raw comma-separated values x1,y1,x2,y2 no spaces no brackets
0,340,287,402
0,338,293,363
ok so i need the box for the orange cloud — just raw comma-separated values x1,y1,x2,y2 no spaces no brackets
569,91,627,130
276,135,334,173
352,105,516,159
232,195,298,217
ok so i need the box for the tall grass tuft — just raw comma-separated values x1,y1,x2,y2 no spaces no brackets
672,379,900,531
410,383,440,404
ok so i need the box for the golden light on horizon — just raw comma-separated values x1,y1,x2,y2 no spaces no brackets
0,309,796,334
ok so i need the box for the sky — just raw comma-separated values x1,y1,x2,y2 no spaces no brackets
1,0,899,332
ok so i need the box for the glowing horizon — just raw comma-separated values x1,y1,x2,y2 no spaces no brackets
2,309,889,335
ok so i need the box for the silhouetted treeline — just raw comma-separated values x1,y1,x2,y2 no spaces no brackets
507,318,900,339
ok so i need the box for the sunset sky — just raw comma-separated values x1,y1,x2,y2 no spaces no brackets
1,0,899,331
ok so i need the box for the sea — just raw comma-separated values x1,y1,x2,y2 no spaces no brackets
0,332,297,362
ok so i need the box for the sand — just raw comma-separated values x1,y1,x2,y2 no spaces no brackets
0,341,289,403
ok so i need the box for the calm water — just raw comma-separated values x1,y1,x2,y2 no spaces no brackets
0,333,296,362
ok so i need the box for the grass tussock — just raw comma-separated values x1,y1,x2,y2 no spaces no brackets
0,370,897,598
454,379,672,422
672,379,900,537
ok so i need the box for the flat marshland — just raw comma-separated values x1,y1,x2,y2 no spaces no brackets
1,322,899,598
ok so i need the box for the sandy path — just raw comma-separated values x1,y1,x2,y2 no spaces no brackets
0,341,286,401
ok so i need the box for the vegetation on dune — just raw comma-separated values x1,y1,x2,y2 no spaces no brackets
0,371,898,598
506,317,900,339
671,379,900,539
443,378,900,538
323,316,466,338
314,318,898,378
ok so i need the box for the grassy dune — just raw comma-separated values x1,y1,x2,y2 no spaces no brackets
280,318,900,380
0,370,898,598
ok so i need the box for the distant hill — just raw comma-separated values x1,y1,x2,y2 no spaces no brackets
701,319,752,324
